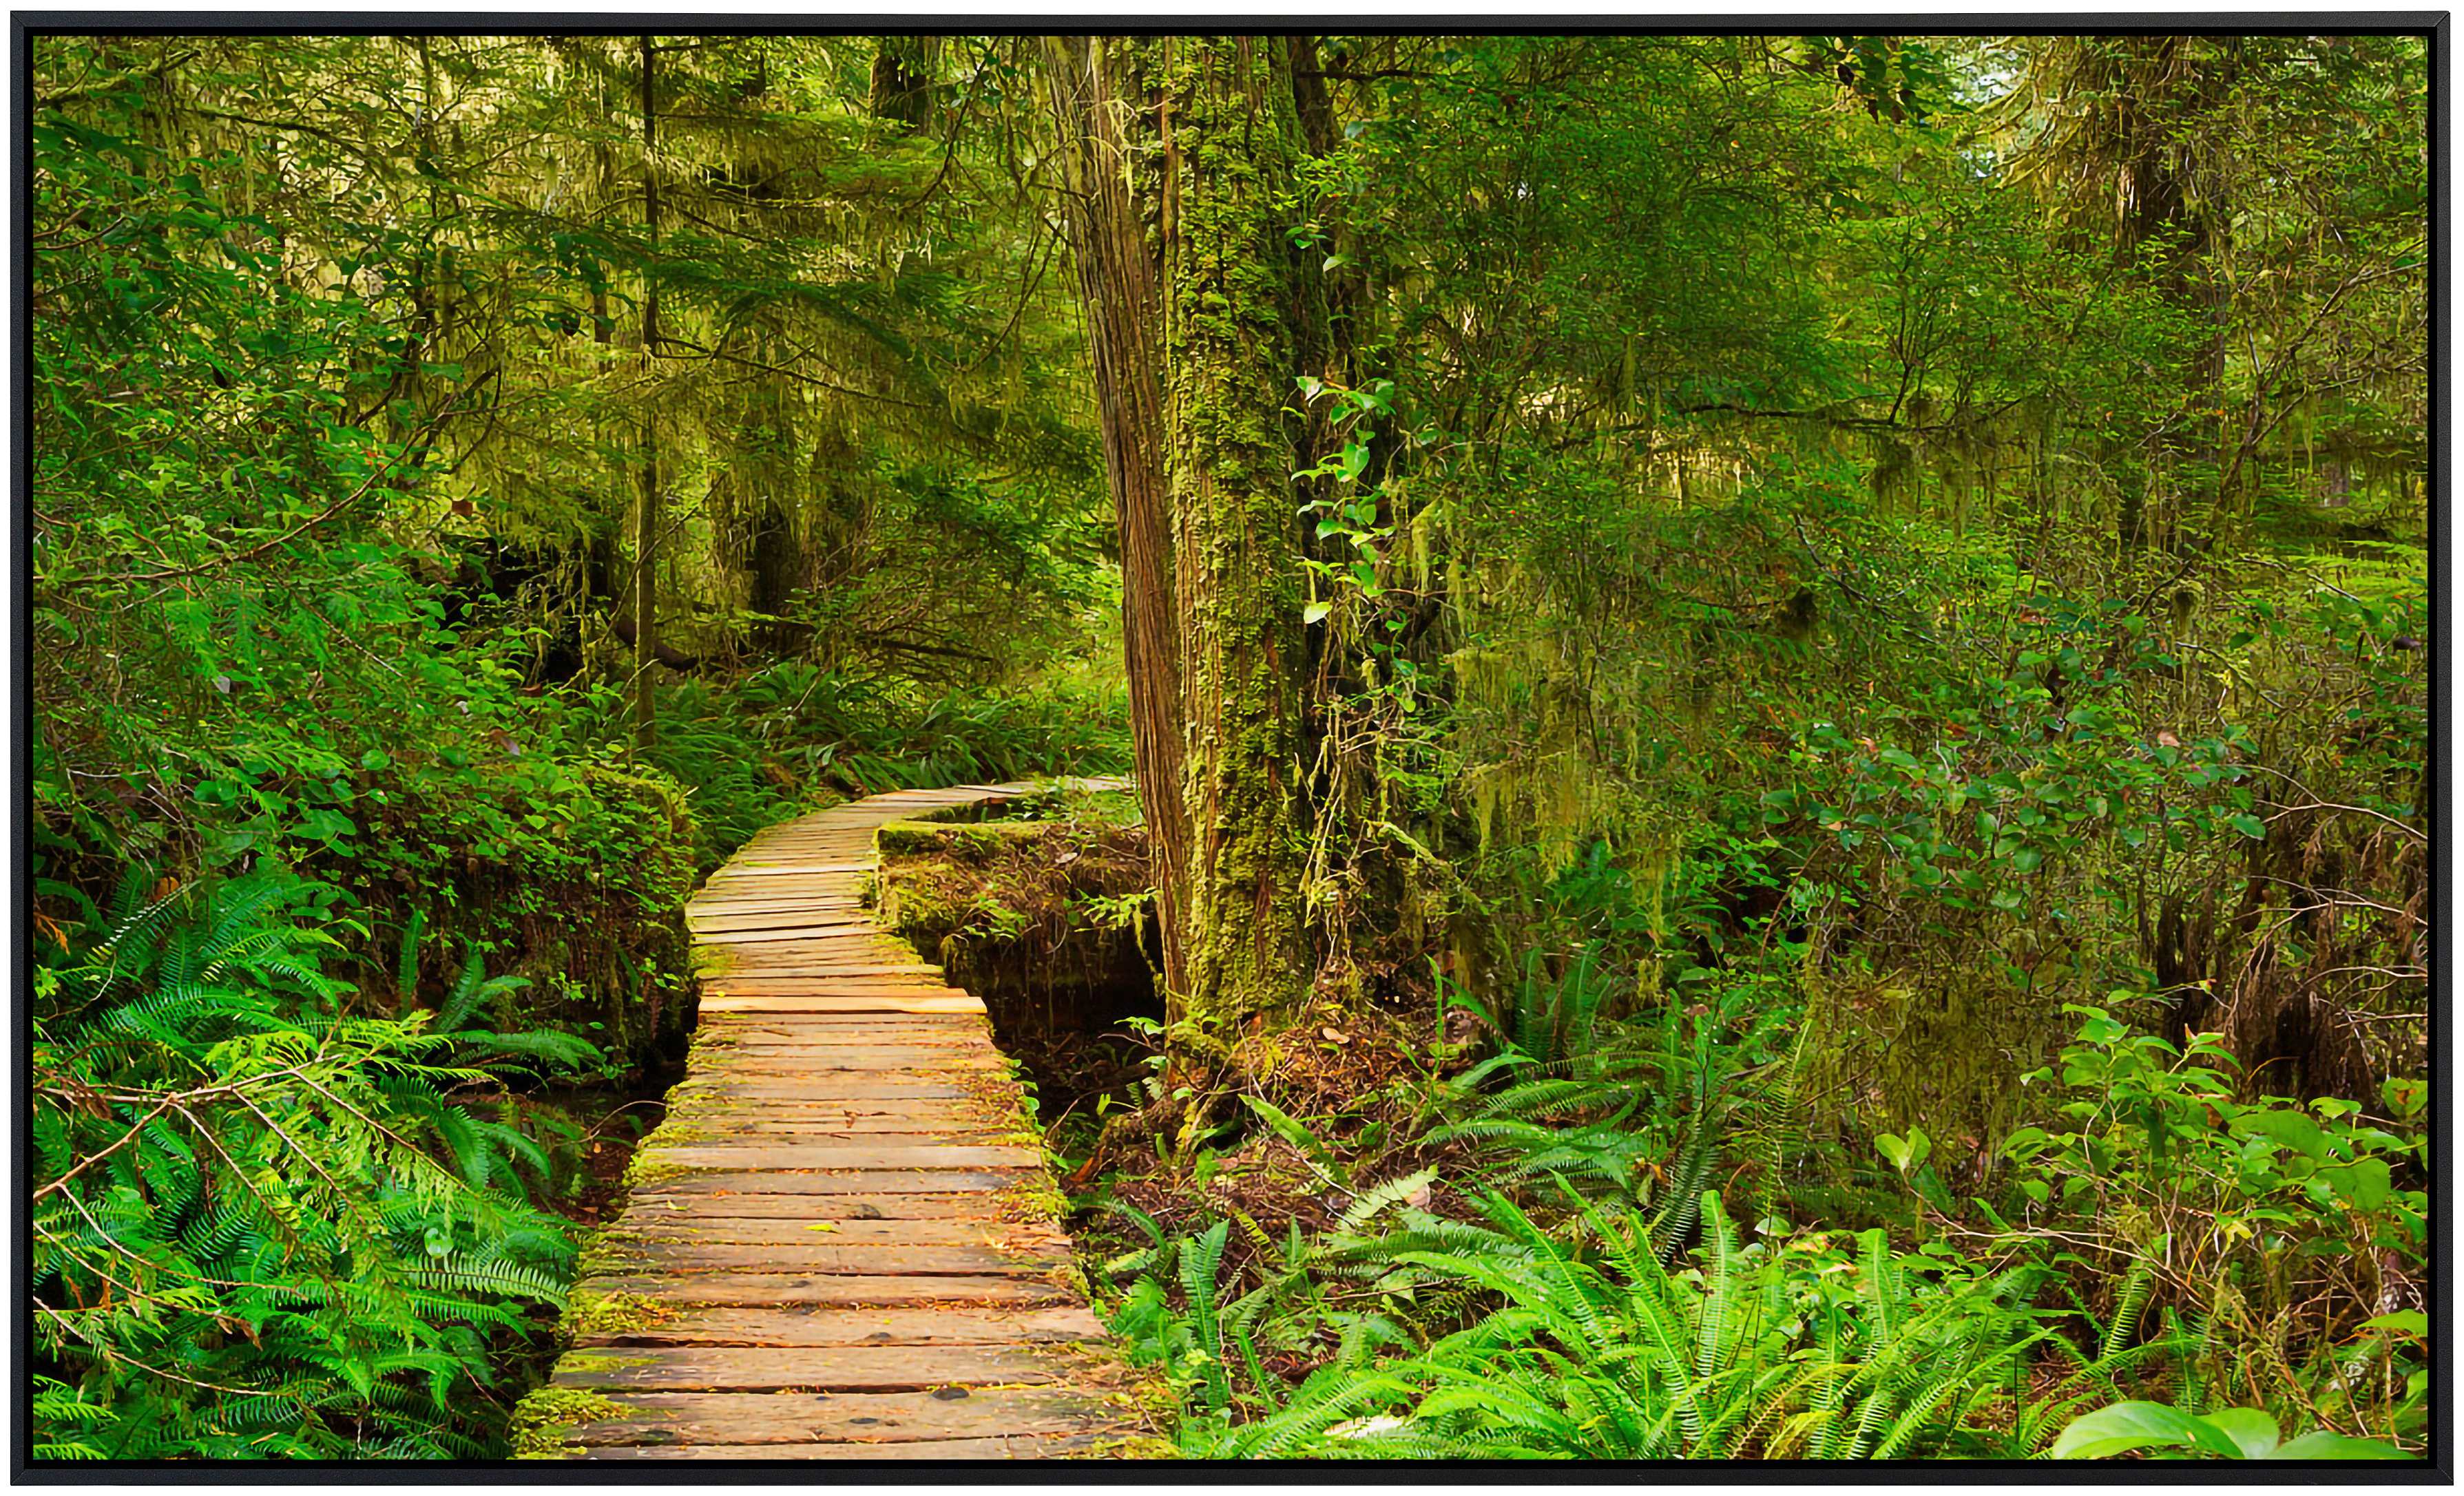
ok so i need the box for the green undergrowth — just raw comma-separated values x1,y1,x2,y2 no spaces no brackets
1075,1001,2428,1460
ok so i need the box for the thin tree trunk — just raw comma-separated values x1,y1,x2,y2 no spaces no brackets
1043,35,1194,1001
634,34,662,748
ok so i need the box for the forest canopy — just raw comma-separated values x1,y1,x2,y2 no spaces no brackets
27,30,2430,1463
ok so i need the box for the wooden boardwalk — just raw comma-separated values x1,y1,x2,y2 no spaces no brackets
530,781,1135,1460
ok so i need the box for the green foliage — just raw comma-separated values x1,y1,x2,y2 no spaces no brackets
2051,1400,2410,1461
1988,1007,2426,1368
30,866,578,1458
1106,1183,2149,1461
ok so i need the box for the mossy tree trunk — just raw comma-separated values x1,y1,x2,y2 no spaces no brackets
1158,37,1313,1040
1050,35,1315,1049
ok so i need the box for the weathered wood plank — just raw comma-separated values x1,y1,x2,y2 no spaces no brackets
576,1272,1074,1307
605,1216,1065,1248
700,981,974,997
550,1389,1120,1446
629,1170,1036,1196
576,1305,1106,1349
696,1010,981,1026
566,1433,1104,1460
584,1239,1063,1277
639,1144,1039,1171
653,1124,1023,1145
622,1192,1024,1221
554,1344,1067,1393
667,1079,979,1101
694,931,915,949
689,1053,1002,1074
691,1024,984,1043
688,915,881,933
698,995,987,1015
664,1091,997,1114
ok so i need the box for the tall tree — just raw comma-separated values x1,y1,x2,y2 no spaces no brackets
1158,36,1313,1040
1049,35,1317,1053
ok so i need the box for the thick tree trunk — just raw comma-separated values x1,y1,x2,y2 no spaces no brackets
1156,36,1312,1037
1043,36,1194,1001
1047,34,1314,1042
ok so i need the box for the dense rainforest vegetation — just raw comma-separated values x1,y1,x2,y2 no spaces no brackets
28,30,2430,1462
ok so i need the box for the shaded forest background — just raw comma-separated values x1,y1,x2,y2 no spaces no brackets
28,32,2428,1460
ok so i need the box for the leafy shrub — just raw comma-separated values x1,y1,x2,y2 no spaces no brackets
1982,1004,2427,1426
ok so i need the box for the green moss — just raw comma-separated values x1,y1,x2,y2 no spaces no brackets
574,1238,652,1277
996,1174,1069,1223
555,1351,659,1377
619,1150,691,1192
508,1387,629,1458
564,1290,678,1341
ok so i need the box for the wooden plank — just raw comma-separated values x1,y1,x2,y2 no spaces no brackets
692,1029,984,1046
689,1052,1001,1073
576,1305,1106,1349
688,914,881,932
691,1022,985,1042
582,1241,1064,1276
697,1009,981,1026
576,1273,1074,1307
664,1091,996,1115
567,1433,1103,1460
700,980,971,995
605,1217,1065,1248
551,1388,1119,1446
639,1144,1039,1171
707,951,936,967
714,971,951,985
632,1170,1036,1196
666,1079,979,1101
688,1068,998,1088
553,1344,1065,1393
664,1095,1000,1117
690,1042,1001,1062
653,1124,1021,1144
684,1039,988,1057
623,1193,1025,1221
693,929,912,947
698,994,985,1015
660,1104,995,1126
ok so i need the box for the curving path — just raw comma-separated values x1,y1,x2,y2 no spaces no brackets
532,780,1136,1460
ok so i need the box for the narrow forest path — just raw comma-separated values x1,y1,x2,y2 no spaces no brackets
533,779,1138,1460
